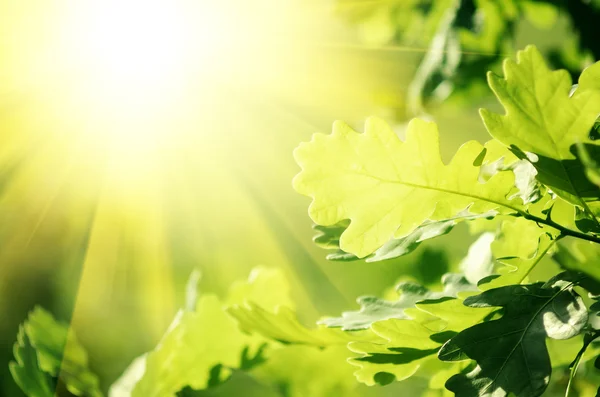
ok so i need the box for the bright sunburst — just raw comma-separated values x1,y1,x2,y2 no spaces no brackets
0,0,400,384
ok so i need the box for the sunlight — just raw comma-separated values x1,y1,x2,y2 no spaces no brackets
59,0,239,158
78,1,187,94
0,0,391,376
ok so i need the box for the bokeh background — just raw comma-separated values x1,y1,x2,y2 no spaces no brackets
0,0,598,395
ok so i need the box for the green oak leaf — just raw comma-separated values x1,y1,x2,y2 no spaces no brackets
250,345,360,397
9,306,102,397
553,239,600,285
312,221,358,261
320,274,476,330
579,61,600,91
348,295,486,387
577,141,600,189
112,267,288,397
227,302,375,347
438,275,588,397
225,266,294,310
459,232,495,285
9,326,55,397
129,295,261,397
313,210,497,262
479,217,558,291
480,45,600,227
348,319,443,386
478,139,544,206
293,116,524,258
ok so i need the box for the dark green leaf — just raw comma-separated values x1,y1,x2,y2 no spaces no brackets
438,276,588,397
10,307,102,397
553,239,600,287
9,326,55,397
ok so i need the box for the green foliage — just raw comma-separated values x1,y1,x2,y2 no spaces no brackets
320,274,476,331
481,46,600,227
107,266,375,397
10,28,600,397
227,302,375,347
127,295,263,397
9,307,102,397
293,116,528,258
335,0,600,116
249,345,360,397
111,267,289,397
347,294,487,388
313,211,496,262
291,45,600,396
10,327,56,397
554,239,600,291
439,274,588,397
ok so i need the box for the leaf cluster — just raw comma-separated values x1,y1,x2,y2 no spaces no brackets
334,0,600,116
292,45,600,396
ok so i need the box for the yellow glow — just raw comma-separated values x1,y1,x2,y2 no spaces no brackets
0,0,407,380
75,1,187,90
58,1,200,156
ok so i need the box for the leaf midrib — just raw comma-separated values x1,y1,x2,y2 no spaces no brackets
342,170,523,215
472,283,572,395
524,63,600,229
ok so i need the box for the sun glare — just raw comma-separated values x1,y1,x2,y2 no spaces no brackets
0,0,397,378
79,2,187,91
57,0,241,159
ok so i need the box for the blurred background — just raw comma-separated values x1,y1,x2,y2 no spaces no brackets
0,0,598,395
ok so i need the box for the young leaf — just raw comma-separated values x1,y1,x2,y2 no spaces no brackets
438,275,588,397
565,330,600,397
225,266,294,310
553,239,600,284
577,141,600,189
227,303,375,347
320,274,476,331
9,326,55,397
313,210,497,262
348,295,486,387
130,295,261,397
459,232,495,285
478,141,543,206
480,217,558,291
480,45,600,225
293,116,523,258
10,307,103,397
313,221,357,261
348,319,443,386
250,345,361,397
115,267,289,397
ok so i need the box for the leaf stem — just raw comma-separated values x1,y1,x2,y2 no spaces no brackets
520,212,600,244
565,329,600,397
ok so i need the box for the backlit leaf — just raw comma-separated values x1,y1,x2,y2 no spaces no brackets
250,345,361,397
553,239,600,284
9,307,102,397
348,295,486,387
227,303,375,348
114,267,287,397
313,210,497,262
130,296,261,397
9,326,55,397
481,46,600,226
293,116,523,258
321,274,476,331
